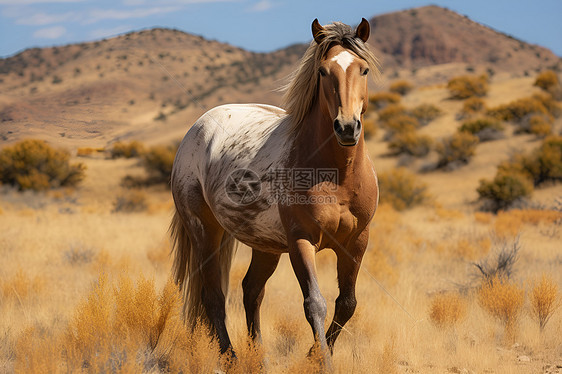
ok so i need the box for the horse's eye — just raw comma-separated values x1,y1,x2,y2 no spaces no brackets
361,68,369,76
319,68,327,77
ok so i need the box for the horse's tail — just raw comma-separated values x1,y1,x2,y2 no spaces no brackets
169,209,237,329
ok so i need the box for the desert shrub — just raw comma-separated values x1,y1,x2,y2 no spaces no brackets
477,171,534,212
388,80,414,96
447,74,488,99
477,273,523,339
377,104,408,122
530,274,560,331
458,97,487,119
459,117,504,141
14,274,210,372
524,114,552,137
112,189,148,213
436,132,479,169
363,118,377,139
142,144,178,183
534,70,559,92
381,114,420,139
429,293,467,328
532,136,562,183
378,168,428,210
110,140,145,159
0,269,44,301
487,94,559,124
369,91,401,110
388,131,432,157
64,244,96,265
499,136,562,186
76,147,104,157
472,238,520,281
478,276,525,341
410,103,441,125
0,139,85,191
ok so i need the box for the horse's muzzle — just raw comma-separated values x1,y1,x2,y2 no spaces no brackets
334,119,361,146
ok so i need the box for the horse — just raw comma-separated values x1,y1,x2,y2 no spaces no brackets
170,18,380,365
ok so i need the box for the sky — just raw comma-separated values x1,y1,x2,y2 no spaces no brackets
0,0,561,59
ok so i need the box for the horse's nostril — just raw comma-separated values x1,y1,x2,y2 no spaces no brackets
356,120,361,130
333,119,343,134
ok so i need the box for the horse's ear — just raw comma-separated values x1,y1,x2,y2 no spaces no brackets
355,18,370,43
312,18,326,44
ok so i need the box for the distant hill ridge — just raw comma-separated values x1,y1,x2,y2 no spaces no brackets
367,5,560,72
0,6,560,147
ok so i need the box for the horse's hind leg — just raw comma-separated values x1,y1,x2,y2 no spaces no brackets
178,196,234,355
242,249,280,342
326,228,369,354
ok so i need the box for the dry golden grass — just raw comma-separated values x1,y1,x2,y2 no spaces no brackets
478,277,525,343
0,268,44,303
429,293,467,328
2,68,562,372
494,208,562,239
530,274,560,332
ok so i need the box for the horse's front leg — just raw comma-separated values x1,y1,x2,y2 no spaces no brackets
326,227,369,354
288,237,330,365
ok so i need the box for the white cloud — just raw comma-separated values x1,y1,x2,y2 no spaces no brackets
15,12,76,26
89,25,132,39
247,0,274,12
85,6,179,23
33,25,66,39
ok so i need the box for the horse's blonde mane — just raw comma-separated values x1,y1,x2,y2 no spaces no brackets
282,21,380,132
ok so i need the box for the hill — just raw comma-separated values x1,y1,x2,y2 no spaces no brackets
0,28,304,147
368,5,561,73
0,5,560,148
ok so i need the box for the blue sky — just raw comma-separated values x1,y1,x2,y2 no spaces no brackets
1,0,561,58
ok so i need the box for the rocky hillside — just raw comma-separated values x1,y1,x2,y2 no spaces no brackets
368,6,560,73
0,29,304,146
0,6,559,148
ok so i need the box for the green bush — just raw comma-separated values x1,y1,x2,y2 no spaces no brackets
477,171,534,212
378,168,428,210
142,144,178,183
388,131,433,157
388,80,414,96
436,132,479,169
110,141,145,159
410,103,441,125
447,74,489,99
0,139,85,191
459,117,504,141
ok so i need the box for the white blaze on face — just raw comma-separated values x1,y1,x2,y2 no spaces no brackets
331,51,355,72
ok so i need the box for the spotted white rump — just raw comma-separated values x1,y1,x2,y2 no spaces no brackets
172,104,292,252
